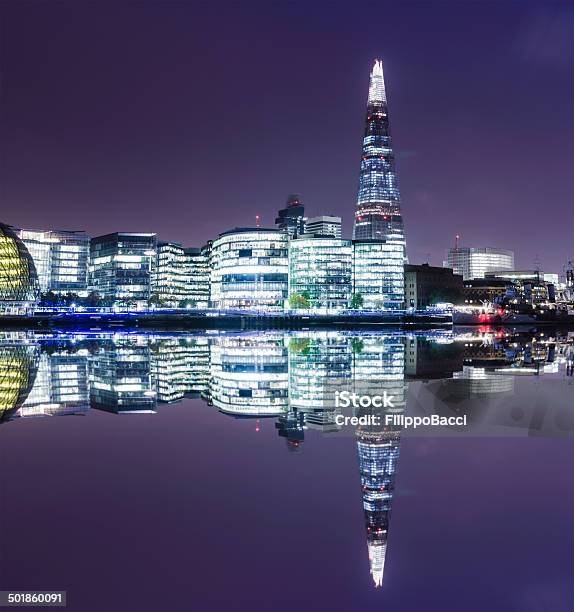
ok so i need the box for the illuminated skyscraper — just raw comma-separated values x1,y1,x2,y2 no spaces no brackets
353,61,406,254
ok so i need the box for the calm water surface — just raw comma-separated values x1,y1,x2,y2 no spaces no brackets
1,329,573,611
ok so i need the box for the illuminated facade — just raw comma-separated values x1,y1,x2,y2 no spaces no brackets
89,233,156,308
289,237,352,309
209,336,288,416
17,229,89,294
210,228,289,309
352,240,404,309
445,247,514,280
183,246,210,308
0,223,40,313
353,61,406,260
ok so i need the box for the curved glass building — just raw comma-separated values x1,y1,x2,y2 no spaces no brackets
0,223,40,312
210,228,289,310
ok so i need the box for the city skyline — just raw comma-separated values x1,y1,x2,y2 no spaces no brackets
1,1,573,274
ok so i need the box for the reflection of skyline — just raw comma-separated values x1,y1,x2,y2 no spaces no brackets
0,329,572,589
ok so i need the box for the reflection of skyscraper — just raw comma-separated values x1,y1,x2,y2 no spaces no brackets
209,335,288,416
352,335,406,588
356,426,401,588
89,339,156,413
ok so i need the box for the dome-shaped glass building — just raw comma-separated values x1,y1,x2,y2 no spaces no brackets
0,222,40,312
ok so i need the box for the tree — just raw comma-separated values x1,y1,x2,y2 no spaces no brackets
178,298,197,309
148,293,167,308
350,293,364,309
288,337,311,355
288,292,310,309
350,338,364,354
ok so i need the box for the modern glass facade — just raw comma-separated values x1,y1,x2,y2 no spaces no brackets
445,247,515,280
210,228,289,310
289,236,352,309
352,240,405,309
0,223,40,312
353,60,407,261
17,229,89,294
89,233,156,308
183,245,210,308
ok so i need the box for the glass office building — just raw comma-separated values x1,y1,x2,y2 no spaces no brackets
183,245,210,308
89,233,156,308
445,247,514,280
304,216,342,238
0,223,40,313
0,341,40,422
210,228,289,310
17,229,89,294
352,240,405,309
289,236,352,309
353,60,407,262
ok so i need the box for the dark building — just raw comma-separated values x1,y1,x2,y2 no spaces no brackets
404,264,463,308
275,194,305,238
353,61,406,260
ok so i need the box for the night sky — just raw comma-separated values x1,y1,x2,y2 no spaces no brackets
1,1,573,273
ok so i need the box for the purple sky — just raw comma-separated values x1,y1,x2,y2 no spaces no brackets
1,1,573,273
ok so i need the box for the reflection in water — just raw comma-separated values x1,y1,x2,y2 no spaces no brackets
0,328,572,588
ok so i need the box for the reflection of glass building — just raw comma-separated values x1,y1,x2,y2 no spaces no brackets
444,247,514,280
289,237,352,309
151,337,210,402
353,61,406,255
209,336,288,416
0,223,40,313
353,240,404,309
17,229,89,294
89,233,157,308
89,340,156,413
288,333,352,431
210,229,289,310
0,341,39,422
19,350,89,417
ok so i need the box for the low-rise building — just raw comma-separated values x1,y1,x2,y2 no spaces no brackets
404,264,463,308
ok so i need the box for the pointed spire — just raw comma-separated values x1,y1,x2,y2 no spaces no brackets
368,59,387,103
